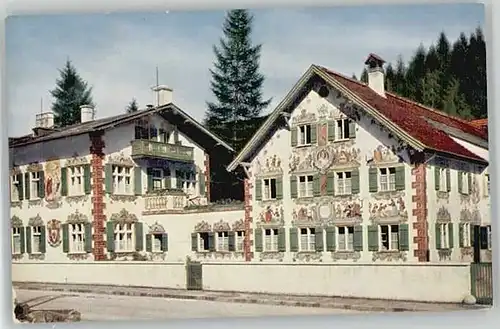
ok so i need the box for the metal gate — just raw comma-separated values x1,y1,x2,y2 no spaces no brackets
470,262,493,305
186,261,203,290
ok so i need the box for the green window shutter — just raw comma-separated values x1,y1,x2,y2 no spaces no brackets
289,228,299,252
17,174,24,200
434,167,440,190
254,229,263,252
146,234,152,252
176,171,183,189
134,167,142,195
310,124,317,144
255,179,262,201
60,167,68,196
62,224,69,253
446,169,451,192
20,227,26,254
228,231,236,251
470,224,475,246
198,170,206,196
467,173,472,194
26,226,32,254
398,224,409,251
435,223,442,250
135,222,144,251
327,121,335,141
83,164,91,195
325,227,336,252
106,221,115,252
353,225,363,251
291,127,298,147
290,176,298,199
161,233,169,252
38,171,45,199
278,228,286,252
39,226,46,253
448,223,454,249
315,228,324,252
326,172,335,196
458,224,464,248
105,164,113,194
164,169,171,189
367,225,379,251
368,167,378,193
84,223,92,253
351,169,360,194
208,232,216,252
313,174,321,197
275,177,283,200
146,168,154,193
191,233,198,251
395,166,405,191
24,173,31,200
457,171,463,194
348,120,356,139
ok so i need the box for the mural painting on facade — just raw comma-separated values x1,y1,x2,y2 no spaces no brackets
11,216,24,260
366,144,401,165
334,199,363,222
255,153,283,176
289,150,313,173
436,206,452,261
368,197,407,223
292,205,319,226
460,174,481,205
291,108,316,126
46,219,62,248
256,205,285,228
313,147,334,174
44,159,62,209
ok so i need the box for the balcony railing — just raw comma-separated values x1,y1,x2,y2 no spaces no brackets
144,193,187,214
131,140,194,162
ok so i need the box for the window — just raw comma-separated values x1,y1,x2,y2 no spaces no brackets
11,175,21,202
69,166,85,196
112,165,132,195
198,232,210,251
437,223,450,249
152,234,163,252
298,175,313,197
30,171,41,199
177,170,196,192
31,226,42,253
336,172,352,195
70,223,85,253
264,228,279,252
12,227,22,254
335,119,350,140
337,226,354,251
460,172,469,194
380,225,399,251
299,227,316,251
236,231,245,252
263,178,277,200
379,167,396,192
298,125,312,145
217,231,229,251
461,223,471,248
438,168,448,192
114,223,134,252
487,225,492,250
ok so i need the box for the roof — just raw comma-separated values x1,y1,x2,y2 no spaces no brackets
470,118,488,128
227,64,488,171
9,104,235,154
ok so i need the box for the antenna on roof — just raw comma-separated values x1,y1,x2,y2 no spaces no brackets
40,97,43,114
155,66,160,107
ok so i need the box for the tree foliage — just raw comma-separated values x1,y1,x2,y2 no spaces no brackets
126,98,140,113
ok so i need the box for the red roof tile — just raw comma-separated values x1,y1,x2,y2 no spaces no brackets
319,67,487,162
470,119,488,128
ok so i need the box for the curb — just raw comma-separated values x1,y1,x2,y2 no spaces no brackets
14,284,420,313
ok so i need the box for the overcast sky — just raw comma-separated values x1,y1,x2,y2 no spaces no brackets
6,3,484,137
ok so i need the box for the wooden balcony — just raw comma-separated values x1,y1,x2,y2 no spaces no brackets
143,191,187,214
131,140,194,162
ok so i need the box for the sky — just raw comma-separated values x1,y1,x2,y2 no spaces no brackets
6,3,485,137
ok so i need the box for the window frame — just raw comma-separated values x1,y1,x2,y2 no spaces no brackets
379,224,400,251
337,226,354,251
379,167,396,192
264,228,279,252
112,165,133,195
299,227,316,252
297,124,312,146
335,118,350,141
114,222,135,252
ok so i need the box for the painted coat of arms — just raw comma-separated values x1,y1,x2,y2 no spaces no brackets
47,219,62,247
313,147,334,173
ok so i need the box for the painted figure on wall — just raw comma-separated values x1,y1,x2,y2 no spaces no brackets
46,219,62,247
44,160,61,204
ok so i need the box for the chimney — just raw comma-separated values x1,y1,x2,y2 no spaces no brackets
152,85,173,106
80,105,95,123
35,112,55,129
364,53,386,97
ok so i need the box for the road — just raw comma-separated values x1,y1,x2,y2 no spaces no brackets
16,289,362,322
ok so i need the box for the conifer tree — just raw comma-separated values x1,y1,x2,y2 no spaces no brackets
126,98,140,113
50,59,94,127
360,68,368,83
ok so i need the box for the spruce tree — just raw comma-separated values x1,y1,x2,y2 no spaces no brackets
384,64,395,92
360,68,368,83
126,98,140,113
50,59,94,127
405,44,427,102
394,56,407,96
421,71,441,108
205,9,271,152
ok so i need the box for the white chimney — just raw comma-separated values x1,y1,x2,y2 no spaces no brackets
364,53,386,97
35,112,55,129
80,105,95,123
152,85,173,106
